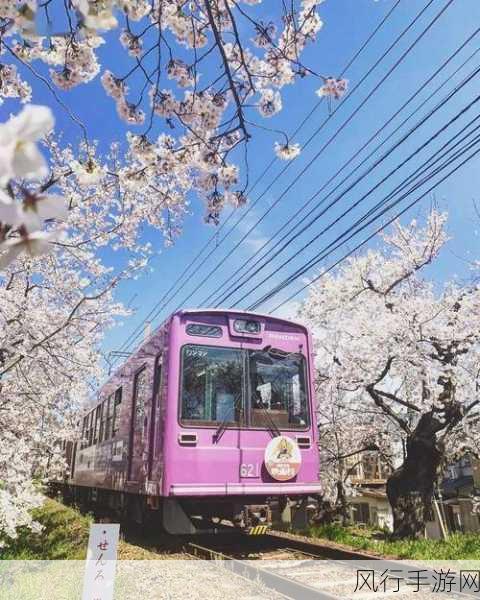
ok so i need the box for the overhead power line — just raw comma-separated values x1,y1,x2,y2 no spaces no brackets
205,29,480,307
251,121,480,310
113,0,413,357
267,140,480,314
220,66,480,308
167,0,452,316
247,117,480,312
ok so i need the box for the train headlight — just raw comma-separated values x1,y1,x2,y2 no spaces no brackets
234,319,261,334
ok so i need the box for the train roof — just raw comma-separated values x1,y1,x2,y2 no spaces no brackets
175,308,306,330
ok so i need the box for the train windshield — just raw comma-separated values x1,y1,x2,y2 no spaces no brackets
181,345,244,424
180,344,310,429
249,349,309,429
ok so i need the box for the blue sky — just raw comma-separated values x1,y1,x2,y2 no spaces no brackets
2,0,480,365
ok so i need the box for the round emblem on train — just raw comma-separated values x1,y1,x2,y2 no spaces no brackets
264,435,302,481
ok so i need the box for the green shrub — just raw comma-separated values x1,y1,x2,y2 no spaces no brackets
1,498,92,560
305,523,480,560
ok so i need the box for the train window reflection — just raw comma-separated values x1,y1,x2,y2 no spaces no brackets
249,350,309,430
181,345,243,424
180,344,310,430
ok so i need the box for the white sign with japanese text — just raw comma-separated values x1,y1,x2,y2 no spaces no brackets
82,523,120,600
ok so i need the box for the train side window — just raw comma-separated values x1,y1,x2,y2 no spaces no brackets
99,400,106,443
81,416,88,449
112,387,122,437
88,411,94,446
94,405,101,444
154,357,162,408
133,367,148,430
104,394,113,440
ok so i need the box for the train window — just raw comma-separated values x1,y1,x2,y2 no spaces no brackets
93,405,101,444
186,323,222,338
99,400,107,443
154,357,162,409
180,345,244,425
133,367,149,435
104,394,113,440
112,387,122,437
248,349,310,430
81,416,88,449
179,345,310,430
88,411,94,446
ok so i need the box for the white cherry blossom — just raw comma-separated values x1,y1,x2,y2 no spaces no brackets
274,141,301,160
0,105,54,185
0,230,55,267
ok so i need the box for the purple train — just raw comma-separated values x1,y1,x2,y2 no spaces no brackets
58,309,321,534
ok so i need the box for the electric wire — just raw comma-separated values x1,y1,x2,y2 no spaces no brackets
219,67,480,308
267,140,480,314
167,0,453,318
247,122,480,311
253,121,480,311
113,0,421,358
249,124,480,310
205,30,480,307
112,0,404,359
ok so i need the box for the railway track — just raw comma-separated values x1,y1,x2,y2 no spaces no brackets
186,542,340,600
66,501,479,599
183,532,477,600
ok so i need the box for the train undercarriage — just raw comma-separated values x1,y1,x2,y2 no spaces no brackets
49,482,317,535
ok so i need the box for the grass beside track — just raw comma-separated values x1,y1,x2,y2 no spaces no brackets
0,498,177,560
4,498,480,561
302,523,480,560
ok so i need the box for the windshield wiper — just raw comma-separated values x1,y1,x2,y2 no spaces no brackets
213,391,242,443
252,396,281,438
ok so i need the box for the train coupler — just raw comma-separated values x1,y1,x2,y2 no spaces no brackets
233,503,271,532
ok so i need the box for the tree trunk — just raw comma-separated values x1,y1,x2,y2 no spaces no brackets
335,480,351,526
386,412,445,539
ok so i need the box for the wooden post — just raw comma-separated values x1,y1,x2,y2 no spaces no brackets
433,494,448,540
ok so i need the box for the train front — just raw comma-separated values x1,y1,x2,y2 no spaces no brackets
162,309,320,534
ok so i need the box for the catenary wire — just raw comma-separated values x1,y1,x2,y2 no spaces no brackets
205,29,480,307
248,123,480,309
113,0,421,358
112,0,404,359
219,67,480,307
248,126,480,311
267,140,480,314
251,119,480,310
166,0,452,319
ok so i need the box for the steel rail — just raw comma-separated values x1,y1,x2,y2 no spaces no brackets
186,541,341,600
186,532,477,600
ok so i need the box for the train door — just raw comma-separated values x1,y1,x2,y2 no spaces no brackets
147,354,162,481
127,366,150,484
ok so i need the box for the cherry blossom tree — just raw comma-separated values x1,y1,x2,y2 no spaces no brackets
316,383,395,525
0,1,348,542
0,0,346,223
301,210,480,539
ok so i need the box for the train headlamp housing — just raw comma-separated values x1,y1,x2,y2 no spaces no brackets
234,319,261,335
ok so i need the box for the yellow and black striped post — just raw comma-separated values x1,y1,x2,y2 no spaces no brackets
247,525,269,535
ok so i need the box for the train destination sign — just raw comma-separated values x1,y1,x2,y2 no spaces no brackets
264,435,302,481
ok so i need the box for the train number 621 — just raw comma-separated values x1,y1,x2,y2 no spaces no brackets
240,463,259,477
